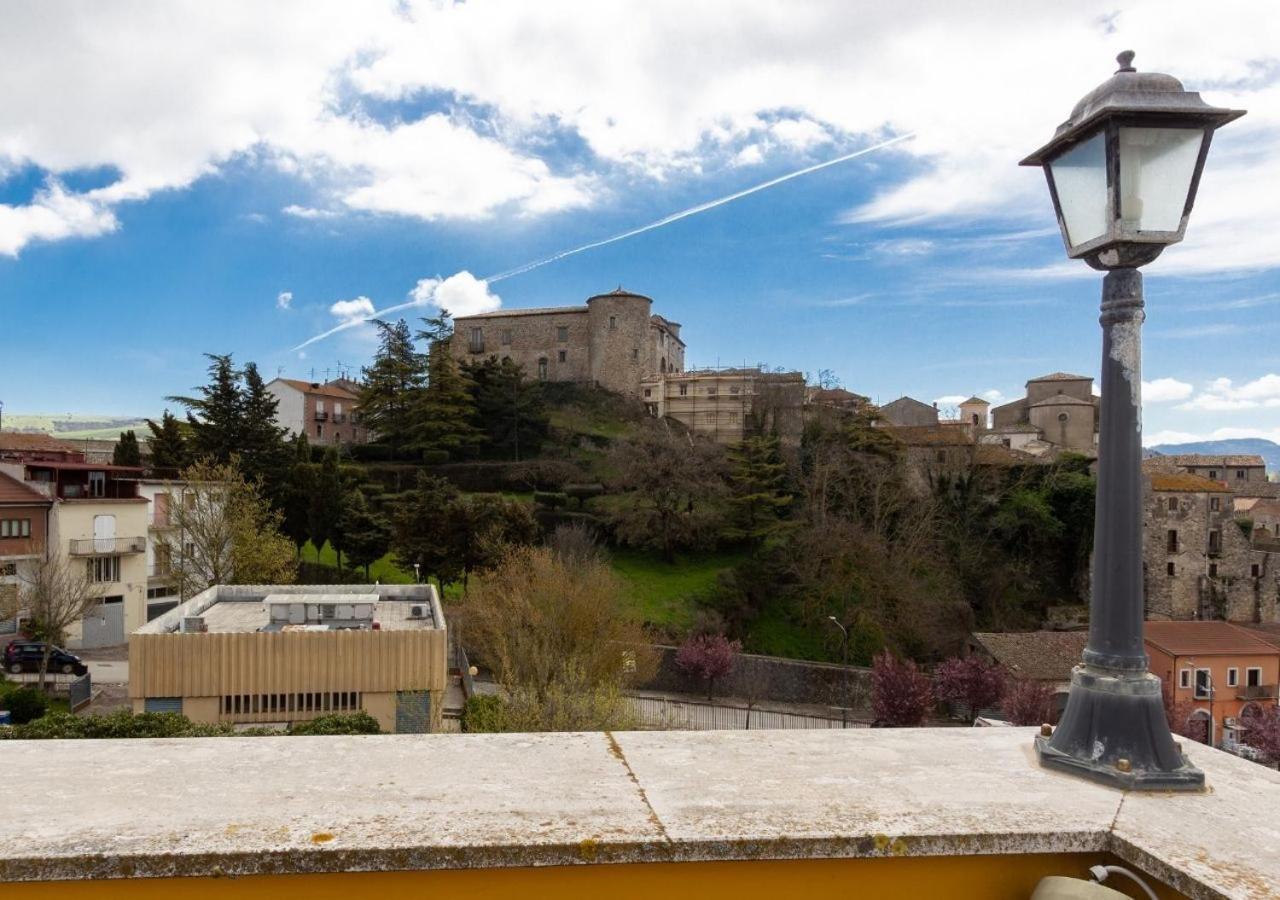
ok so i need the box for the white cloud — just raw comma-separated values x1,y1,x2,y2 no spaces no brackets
1176,374,1280,411
329,296,377,323
1,0,1278,274
1143,377,1193,403
282,205,339,220
1146,426,1280,447
0,180,117,256
934,394,968,407
981,389,1006,404
410,271,502,318
276,291,293,310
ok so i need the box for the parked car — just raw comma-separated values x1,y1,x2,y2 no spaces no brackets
3,641,88,676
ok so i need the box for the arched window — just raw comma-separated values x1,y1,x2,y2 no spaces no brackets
537,358,548,381
660,358,666,373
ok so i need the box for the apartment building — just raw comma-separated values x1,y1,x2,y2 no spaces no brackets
641,367,805,443
131,584,447,733
1146,620,1280,748
1156,453,1268,488
0,471,52,629
0,433,148,648
265,378,368,447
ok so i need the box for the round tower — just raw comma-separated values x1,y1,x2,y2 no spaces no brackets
586,287,653,396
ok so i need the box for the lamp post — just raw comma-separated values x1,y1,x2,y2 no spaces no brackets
826,616,851,728
1021,51,1243,790
1180,660,1216,747
413,562,421,584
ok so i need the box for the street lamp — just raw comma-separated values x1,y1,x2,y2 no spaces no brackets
413,562,421,584
1180,661,1216,747
1023,51,1244,791
826,616,851,728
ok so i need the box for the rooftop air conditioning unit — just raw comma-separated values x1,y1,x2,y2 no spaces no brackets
180,616,207,634
409,605,425,618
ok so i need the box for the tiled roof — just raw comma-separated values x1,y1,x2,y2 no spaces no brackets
589,286,652,302
1029,392,1095,408
272,379,360,401
970,631,1087,682
1158,454,1267,468
1149,473,1234,493
988,423,1042,434
1144,620,1280,657
1028,372,1092,383
454,305,587,320
961,396,990,406
973,444,1044,466
1245,498,1280,517
0,471,51,505
0,432,78,453
887,426,973,447
1242,623,1280,651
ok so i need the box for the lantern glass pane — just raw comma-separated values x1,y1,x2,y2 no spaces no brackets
1049,132,1108,249
1118,127,1203,233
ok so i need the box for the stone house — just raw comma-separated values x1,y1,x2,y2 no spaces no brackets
877,396,939,427
967,630,1088,718
449,287,685,398
990,372,1099,454
265,378,368,447
1155,453,1267,489
1141,470,1276,623
640,368,805,444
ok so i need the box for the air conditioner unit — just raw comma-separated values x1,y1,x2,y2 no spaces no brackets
410,605,424,618
180,616,207,634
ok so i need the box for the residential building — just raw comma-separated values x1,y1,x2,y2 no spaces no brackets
641,367,805,444
886,426,1042,495
990,372,1099,454
967,630,1087,719
265,378,368,447
0,471,52,630
450,287,685,397
876,395,939,427
806,387,870,412
131,478,187,619
1141,469,1276,623
1154,453,1267,488
0,432,148,647
1145,619,1280,748
130,584,447,733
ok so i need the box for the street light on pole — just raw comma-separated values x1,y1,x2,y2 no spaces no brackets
826,616,851,728
1022,51,1244,790
413,562,421,584
1180,660,1216,747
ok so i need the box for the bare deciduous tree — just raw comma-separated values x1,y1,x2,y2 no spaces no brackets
9,550,100,689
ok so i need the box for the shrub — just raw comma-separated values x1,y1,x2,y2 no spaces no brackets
871,651,933,727
0,710,237,740
533,491,569,509
676,633,741,700
1001,679,1057,726
564,483,606,506
289,712,382,735
462,694,509,733
933,656,1007,723
0,685,50,725
422,449,451,466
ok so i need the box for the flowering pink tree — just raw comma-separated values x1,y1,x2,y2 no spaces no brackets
1001,678,1056,726
933,656,1008,723
871,651,933,727
676,633,741,700
1242,706,1280,766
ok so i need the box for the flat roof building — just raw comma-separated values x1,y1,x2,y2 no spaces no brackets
130,584,447,733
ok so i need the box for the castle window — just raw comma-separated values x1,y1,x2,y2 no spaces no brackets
537,358,548,381
935,450,947,464
1209,530,1221,554
728,411,739,423
557,326,569,342
1252,563,1261,578
1208,469,1218,479
643,389,651,398
558,350,566,363
1057,412,1069,423
501,329,512,345
631,348,639,360
1166,529,1178,553
1210,496,1220,511
469,327,484,353
1167,497,1177,511
1208,563,1218,577
609,316,616,330
679,385,688,397
704,412,716,423
1167,562,1175,576
1236,469,1246,479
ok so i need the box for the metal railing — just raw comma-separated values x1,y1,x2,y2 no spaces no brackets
457,645,476,700
1237,684,1278,701
68,536,145,555
313,412,329,422
629,695,866,731
69,674,92,712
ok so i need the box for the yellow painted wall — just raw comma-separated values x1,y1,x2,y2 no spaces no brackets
362,691,396,732
1,854,1189,900
52,500,148,644
183,696,220,723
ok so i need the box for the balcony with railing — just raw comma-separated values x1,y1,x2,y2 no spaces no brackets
1237,683,1278,701
332,412,347,424
313,411,329,422
67,536,145,555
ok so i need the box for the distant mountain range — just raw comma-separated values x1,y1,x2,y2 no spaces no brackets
1148,438,1280,472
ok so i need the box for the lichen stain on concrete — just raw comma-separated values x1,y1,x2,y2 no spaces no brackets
309,832,335,844
578,838,600,862
872,834,909,856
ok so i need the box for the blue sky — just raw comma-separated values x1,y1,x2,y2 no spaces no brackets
2,1,1279,445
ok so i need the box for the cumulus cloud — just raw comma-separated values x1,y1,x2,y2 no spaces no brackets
410,271,503,318
329,297,377,323
1176,374,1280,411
1147,426,1280,447
276,291,293,310
934,394,968,407
0,180,118,256
282,205,339,220
981,389,1006,404
1143,377,1193,403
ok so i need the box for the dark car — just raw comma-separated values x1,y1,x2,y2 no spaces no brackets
3,641,88,676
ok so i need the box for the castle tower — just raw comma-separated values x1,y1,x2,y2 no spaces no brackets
587,287,653,395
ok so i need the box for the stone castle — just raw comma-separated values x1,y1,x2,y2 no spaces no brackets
449,287,685,397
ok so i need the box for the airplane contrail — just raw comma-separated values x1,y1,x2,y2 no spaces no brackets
291,131,915,352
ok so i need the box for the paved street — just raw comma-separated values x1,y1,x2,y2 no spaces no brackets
87,660,128,685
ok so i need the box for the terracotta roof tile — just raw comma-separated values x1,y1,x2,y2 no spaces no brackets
0,432,78,453
1144,620,1280,656
0,471,52,505
1159,454,1267,468
272,379,360,401
1028,372,1092,383
970,631,1087,682
1149,473,1234,493
886,426,973,446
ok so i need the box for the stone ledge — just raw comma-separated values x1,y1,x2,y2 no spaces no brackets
0,728,1276,899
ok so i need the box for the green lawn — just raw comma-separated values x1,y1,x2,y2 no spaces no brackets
301,541,415,584
609,548,745,632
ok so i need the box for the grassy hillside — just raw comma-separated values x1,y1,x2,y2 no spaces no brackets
3,413,149,440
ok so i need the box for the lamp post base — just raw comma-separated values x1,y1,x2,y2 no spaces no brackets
1035,665,1205,791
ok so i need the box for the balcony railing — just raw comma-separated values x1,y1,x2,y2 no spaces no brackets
313,412,329,422
332,413,347,424
1237,684,1278,701
68,536,145,556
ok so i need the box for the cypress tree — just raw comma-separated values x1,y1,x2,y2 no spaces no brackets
724,435,793,546
281,436,316,557
112,430,142,467
337,489,391,580
308,447,343,566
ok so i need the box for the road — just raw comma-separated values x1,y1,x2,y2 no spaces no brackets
87,660,128,684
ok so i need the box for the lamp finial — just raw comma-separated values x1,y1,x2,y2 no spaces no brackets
1116,50,1136,73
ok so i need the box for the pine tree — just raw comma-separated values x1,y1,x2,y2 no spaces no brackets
112,430,142,467
145,410,190,473
414,343,482,461
168,353,245,464
238,362,291,505
391,472,463,590
724,435,793,546
466,356,549,460
308,447,343,566
358,320,425,459
281,436,316,557
338,489,391,580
